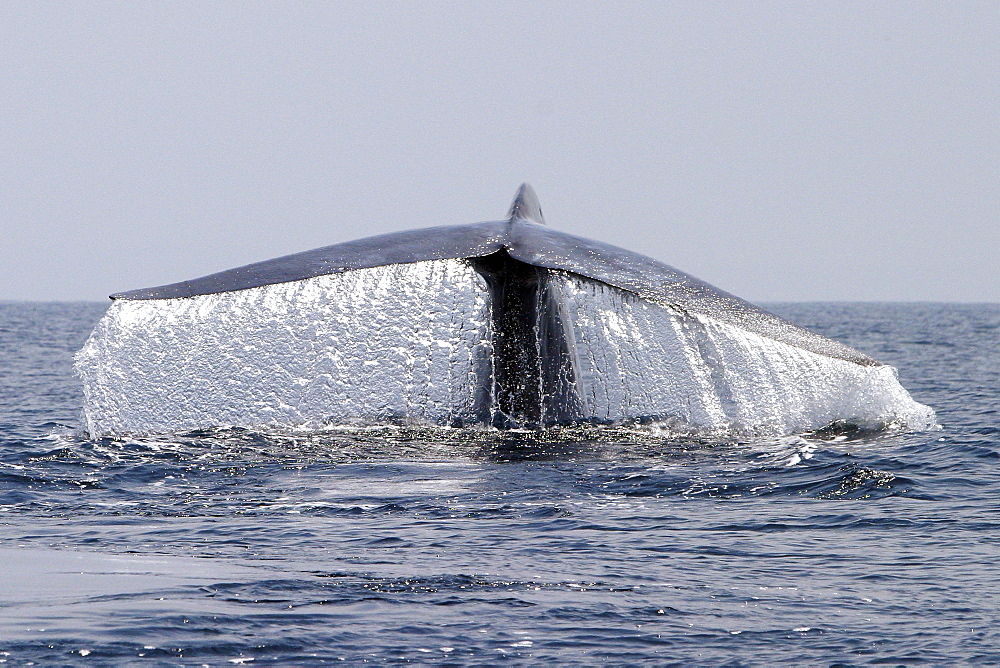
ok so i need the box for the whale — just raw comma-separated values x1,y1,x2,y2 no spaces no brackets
76,184,934,437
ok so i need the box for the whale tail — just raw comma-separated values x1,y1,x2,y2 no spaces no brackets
77,184,935,437
507,183,545,225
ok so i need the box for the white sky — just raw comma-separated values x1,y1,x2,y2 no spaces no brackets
1,1,997,302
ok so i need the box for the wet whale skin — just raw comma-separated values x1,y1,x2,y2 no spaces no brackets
76,185,934,436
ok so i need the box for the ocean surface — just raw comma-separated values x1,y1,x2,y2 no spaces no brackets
0,301,997,665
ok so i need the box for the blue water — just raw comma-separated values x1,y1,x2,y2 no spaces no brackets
1,302,998,665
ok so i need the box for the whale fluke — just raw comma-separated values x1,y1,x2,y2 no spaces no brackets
507,183,545,226
78,185,934,437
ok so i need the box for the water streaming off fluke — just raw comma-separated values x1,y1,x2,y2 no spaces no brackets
76,185,934,437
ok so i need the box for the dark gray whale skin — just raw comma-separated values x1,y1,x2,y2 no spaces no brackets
112,184,878,370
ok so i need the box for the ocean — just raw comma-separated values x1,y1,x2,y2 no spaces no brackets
0,301,997,665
